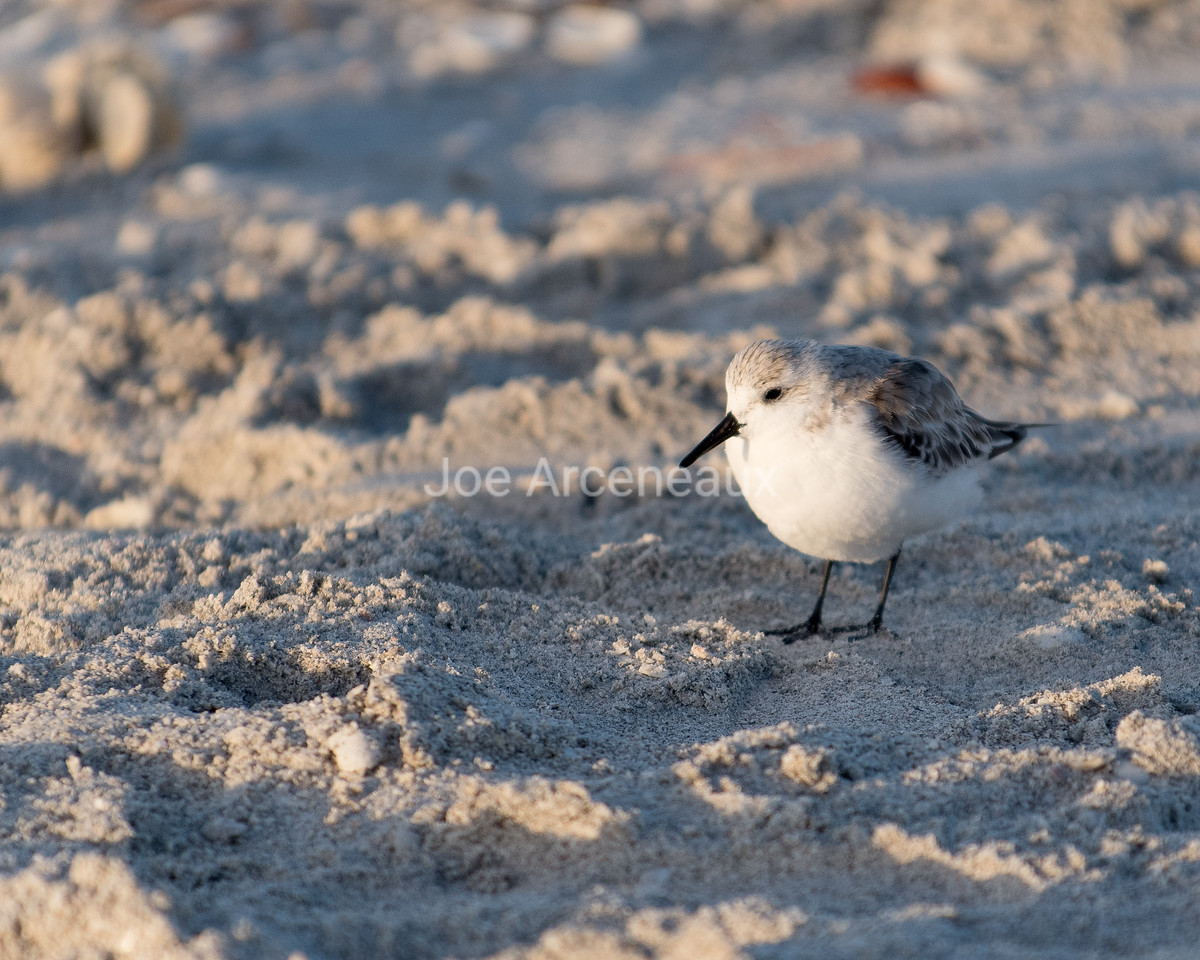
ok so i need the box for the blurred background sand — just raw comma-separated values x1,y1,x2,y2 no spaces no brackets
1,1,1200,958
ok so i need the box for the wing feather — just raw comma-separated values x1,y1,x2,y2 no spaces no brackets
867,359,1029,474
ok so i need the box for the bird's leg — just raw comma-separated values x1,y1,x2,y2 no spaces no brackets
866,549,901,633
767,559,834,642
803,558,835,636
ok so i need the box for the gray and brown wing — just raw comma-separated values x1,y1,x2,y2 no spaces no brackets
866,358,1029,475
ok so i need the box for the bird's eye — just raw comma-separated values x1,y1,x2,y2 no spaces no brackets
763,387,782,402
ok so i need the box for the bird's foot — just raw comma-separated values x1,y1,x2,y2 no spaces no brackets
766,613,897,644
765,614,822,644
827,619,896,641
865,613,898,639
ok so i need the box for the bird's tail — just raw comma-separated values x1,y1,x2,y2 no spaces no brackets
980,418,1052,460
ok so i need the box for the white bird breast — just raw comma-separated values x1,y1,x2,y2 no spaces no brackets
724,407,983,564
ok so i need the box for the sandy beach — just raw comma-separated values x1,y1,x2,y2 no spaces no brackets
2,1,1200,957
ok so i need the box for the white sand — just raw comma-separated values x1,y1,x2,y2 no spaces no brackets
2,1,1200,958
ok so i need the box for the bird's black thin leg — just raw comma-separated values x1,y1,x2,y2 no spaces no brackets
802,558,835,636
866,549,901,633
768,559,834,643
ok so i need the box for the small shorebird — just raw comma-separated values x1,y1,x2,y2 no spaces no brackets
680,338,1035,638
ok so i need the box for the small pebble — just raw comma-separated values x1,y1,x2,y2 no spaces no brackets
327,725,379,776
1142,558,1169,583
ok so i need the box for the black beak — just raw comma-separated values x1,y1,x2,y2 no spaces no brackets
680,412,741,468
